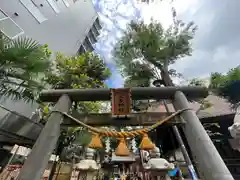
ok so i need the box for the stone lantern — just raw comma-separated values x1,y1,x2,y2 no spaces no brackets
74,148,101,180
143,147,174,180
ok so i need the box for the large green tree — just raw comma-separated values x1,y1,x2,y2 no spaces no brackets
188,67,240,139
188,78,212,112
41,52,111,155
210,67,240,108
42,52,111,177
39,52,111,150
113,11,196,112
188,78,207,87
43,52,111,113
0,34,51,102
188,66,240,108
113,11,196,88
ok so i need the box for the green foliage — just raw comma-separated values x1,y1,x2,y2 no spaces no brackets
188,66,240,109
38,52,111,152
44,52,111,113
210,67,240,107
45,52,111,89
113,12,196,111
209,72,227,89
209,67,240,89
11,155,25,165
188,78,207,87
59,128,91,151
113,13,196,88
188,78,212,111
0,34,52,102
72,128,92,146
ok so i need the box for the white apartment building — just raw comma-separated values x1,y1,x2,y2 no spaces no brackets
0,0,102,117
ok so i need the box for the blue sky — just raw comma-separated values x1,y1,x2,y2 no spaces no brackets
91,0,240,88
92,0,142,88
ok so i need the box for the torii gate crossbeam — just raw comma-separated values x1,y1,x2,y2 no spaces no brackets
16,87,233,180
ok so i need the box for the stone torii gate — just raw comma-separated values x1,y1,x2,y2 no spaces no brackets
16,87,233,180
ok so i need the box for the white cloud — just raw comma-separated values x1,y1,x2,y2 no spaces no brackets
140,1,173,28
94,0,237,87
139,0,199,27
94,0,193,87
94,0,138,65
93,0,142,87
173,0,199,16
93,0,179,87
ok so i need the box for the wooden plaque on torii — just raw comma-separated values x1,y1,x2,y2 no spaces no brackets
111,88,132,117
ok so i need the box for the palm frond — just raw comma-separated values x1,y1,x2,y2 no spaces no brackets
12,36,39,49
0,33,51,102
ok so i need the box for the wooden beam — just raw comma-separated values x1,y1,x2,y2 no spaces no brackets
0,129,34,145
62,112,235,126
199,113,235,124
62,111,184,126
39,86,208,102
0,136,34,147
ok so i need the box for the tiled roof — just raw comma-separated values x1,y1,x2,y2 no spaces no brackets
191,95,235,117
148,95,236,118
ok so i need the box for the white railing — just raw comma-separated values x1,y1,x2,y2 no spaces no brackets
0,9,24,39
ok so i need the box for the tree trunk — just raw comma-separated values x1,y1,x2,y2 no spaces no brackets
147,59,173,86
160,67,174,86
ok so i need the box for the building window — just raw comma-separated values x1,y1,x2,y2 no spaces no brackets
62,0,70,7
0,9,24,39
78,45,86,55
20,0,47,23
0,10,6,20
88,29,97,44
92,24,100,37
46,0,60,13
94,17,102,30
83,37,94,52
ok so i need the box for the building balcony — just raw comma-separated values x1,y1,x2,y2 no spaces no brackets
88,29,97,44
77,45,86,55
83,36,94,52
94,17,102,31
77,16,102,55
92,23,100,37
0,112,42,147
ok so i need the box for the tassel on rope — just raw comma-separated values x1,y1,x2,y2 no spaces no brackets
88,133,103,149
115,138,130,156
139,133,155,150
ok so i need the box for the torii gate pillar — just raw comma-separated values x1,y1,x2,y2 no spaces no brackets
16,95,71,180
173,91,234,180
